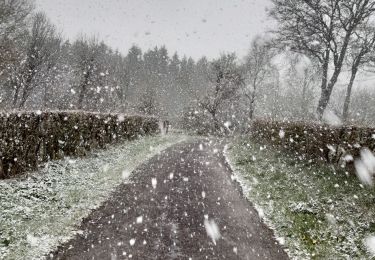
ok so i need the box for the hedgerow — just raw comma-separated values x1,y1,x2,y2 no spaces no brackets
0,111,159,178
251,119,375,170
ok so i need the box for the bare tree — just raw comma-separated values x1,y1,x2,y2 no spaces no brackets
12,12,61,108
0,0,34,106
270,0,375,119
40,35,63,109
0,0,34,40
199,53,244,132
343,24,375,121
71,36,103,110
242,36,274,120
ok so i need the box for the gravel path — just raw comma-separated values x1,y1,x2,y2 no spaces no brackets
50,139,288,260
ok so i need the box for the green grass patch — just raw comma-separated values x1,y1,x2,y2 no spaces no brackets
227,137,375,259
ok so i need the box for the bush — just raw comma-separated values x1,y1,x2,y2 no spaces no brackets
0,111,159,178
251,119,375,169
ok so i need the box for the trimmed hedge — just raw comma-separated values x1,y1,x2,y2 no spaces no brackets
251,119,375,169
0,111,159,178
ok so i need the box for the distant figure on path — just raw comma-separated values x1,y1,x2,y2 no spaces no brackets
159,120,170,135
163,120,170,134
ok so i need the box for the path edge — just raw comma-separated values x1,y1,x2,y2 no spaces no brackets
223,143,291,259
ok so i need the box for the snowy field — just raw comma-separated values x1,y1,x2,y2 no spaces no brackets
226,138,375,259
0,134,187,260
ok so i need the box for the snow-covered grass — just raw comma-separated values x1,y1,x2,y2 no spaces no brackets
0,134,187,260
226,137,375,259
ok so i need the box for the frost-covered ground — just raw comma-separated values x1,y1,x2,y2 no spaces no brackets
226,137,375,259
0,134,187,260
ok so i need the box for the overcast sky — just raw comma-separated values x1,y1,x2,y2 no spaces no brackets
35,0,272,60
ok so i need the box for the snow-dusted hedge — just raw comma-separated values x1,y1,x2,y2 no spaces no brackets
0,111,159,178
251,119,375,167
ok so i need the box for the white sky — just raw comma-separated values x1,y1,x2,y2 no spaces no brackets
35,0,273,60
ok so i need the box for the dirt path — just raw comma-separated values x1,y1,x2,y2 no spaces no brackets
49,139,288,260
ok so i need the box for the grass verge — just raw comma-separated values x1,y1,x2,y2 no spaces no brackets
0,134,187,260
226,137,375,259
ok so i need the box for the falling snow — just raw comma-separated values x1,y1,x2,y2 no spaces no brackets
204,219,221,245
152,178,157,189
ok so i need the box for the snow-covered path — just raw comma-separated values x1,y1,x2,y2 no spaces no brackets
50,139,287,260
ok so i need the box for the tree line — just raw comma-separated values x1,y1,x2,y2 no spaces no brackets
1,0,375,133
0,0,211,119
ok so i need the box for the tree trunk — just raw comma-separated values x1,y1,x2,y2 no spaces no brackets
317,64,345,119
317,30,352,120
77,85,86,110
301,80,308,116
18,84,32,109
271,71,280,120
208,109,220,133
212,113,220,132
18,71,35,109
249,107,255,120
316,51,330,119
12,85,20,108
249,81,258,120
249,93,256,120
342,67,358,122
18,92,28,108
317,88,330,119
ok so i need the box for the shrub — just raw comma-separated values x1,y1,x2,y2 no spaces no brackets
0,111,159,178
251,119,375,170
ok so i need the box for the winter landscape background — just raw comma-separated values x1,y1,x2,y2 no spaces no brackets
2,0,375,259
1,0,375,127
